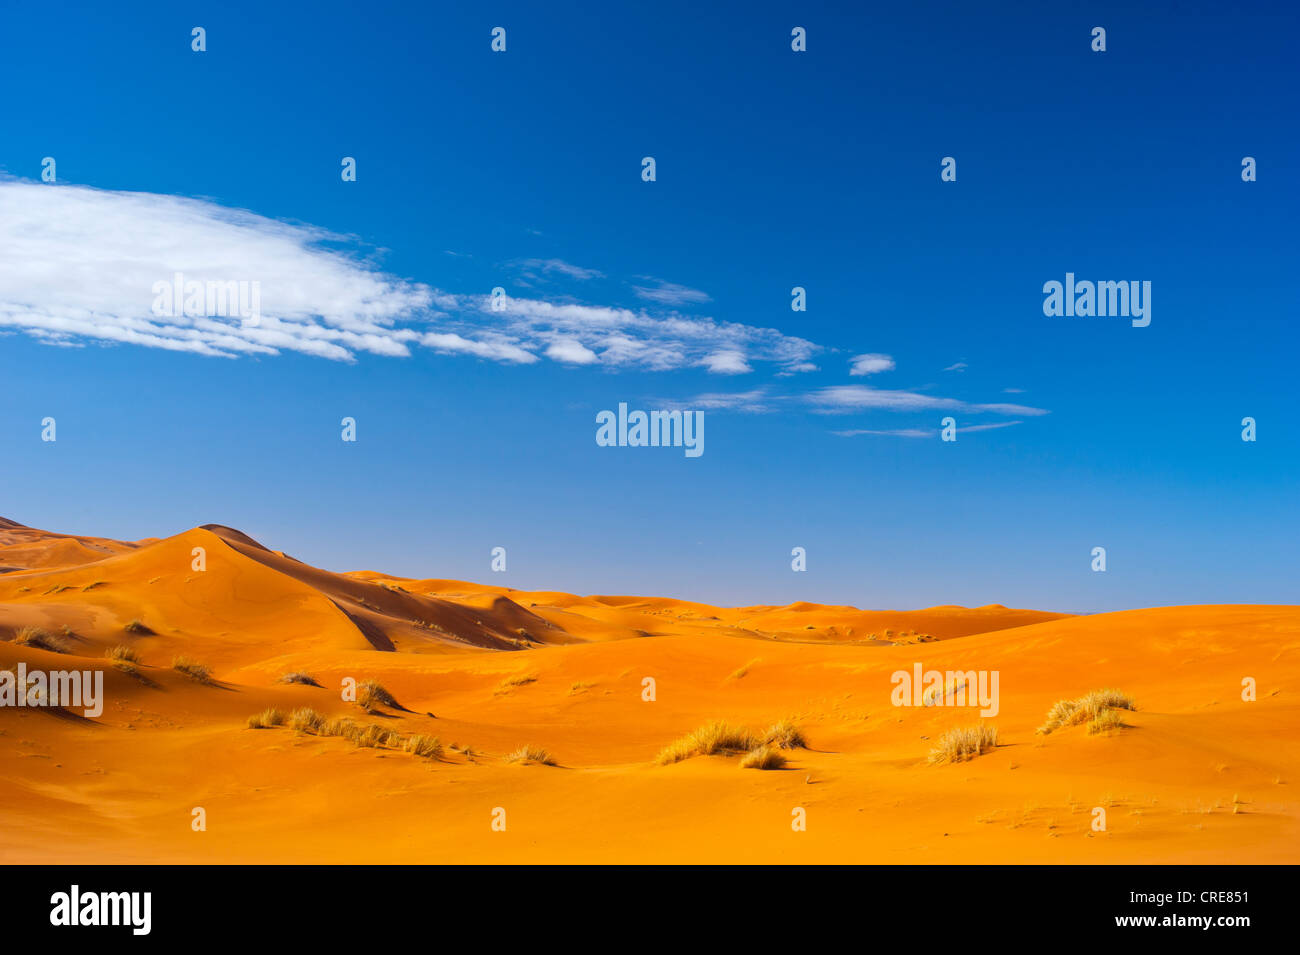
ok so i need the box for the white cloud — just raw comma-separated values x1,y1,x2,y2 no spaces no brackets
805,385,1048,416
957,421,1023,433
476,294,816,374
849,353,895,376
833,428,933,438
833,420,1024,438
421,332,537,364
544,338,599,364
0,179,820,374
0,179,437,361
943,361,968,372
666,388,773,413
701,350,752,374
631,279,711,306
514,258,604,281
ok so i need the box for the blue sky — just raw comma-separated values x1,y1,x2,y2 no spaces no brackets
1,1,1296,611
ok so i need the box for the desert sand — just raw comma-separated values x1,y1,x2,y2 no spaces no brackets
0,516,1295,864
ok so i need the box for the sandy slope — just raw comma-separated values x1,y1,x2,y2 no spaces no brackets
0,519,1295,863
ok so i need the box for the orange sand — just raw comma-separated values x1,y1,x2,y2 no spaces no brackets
0,517,1295,863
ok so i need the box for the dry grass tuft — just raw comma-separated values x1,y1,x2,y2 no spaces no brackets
760,718,807,750
351,723,400,748
289,707,325,733
505,744,556,766
357,679,399,711
247,707,285,729
123,619,153,635
495,673,538,694
740,745,787,770
1037,688,1135,735
319,716,358,738
171,657,214,684
403,734,443,759
279,671,321,687
106,644,141,664
727,659,760,681
928,724,999,764
12,627,67,653
656,720,759,765
1088,708,1129,734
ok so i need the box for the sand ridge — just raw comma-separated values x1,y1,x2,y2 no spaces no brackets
0,517,1295,863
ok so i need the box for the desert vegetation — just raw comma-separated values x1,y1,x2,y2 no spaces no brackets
505,744,556,766
172,656,214,684
928,724,999,764
1037,688,1136,735
657,719,805,768
11,626,66,653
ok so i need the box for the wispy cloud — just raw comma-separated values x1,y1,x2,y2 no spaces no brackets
631,278,711,306
943,361,968,372
665,388,773,413
513,258,604,282
834,420,1024,438
849,353,895,376
0,180,818,373
958,420,1023,432
832,427,933,438
804,385,1048,417
472,293,816,374
421,332,537,364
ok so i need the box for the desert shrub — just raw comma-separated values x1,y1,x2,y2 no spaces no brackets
12,627,66,653
172,657,214,684
505,745,555,766
248,708,285,729
289,707,325,733
1078,688,1136,716
279,671,321,687
319,716,358,738
351,724,399,748
928,724,999,764
740,745,787,770
106,644,141,664
357,679,399,711
1037,689,1135,735
760,719,806,750
1088,709,1129,734
124,619,153,634
495,673,538,693
656,721,758,765
403,734,443,759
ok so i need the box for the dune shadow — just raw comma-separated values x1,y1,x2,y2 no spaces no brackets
332,600,396,652
116,667,160,689
37,706,104,727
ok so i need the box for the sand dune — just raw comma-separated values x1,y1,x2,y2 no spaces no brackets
1,517,1295,863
